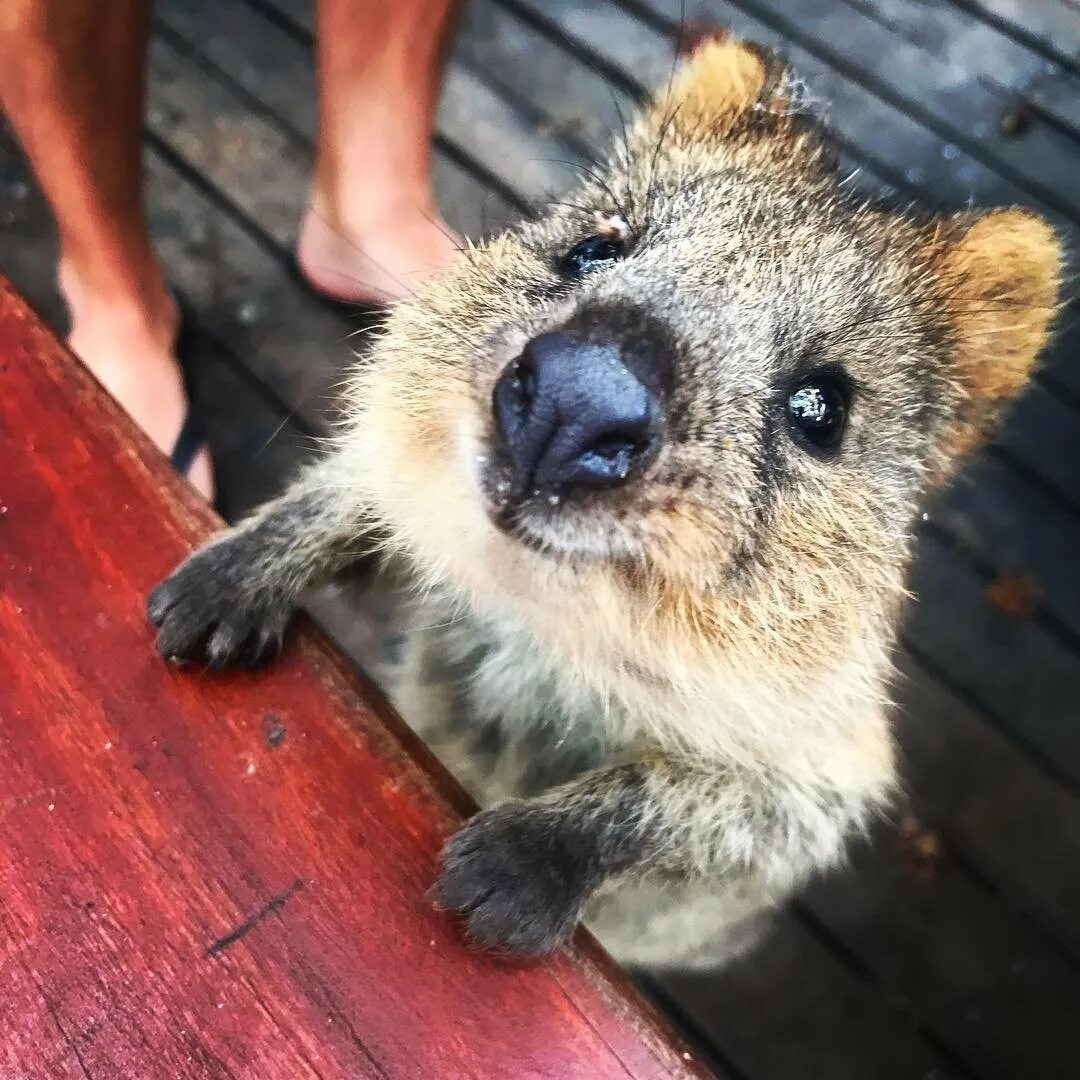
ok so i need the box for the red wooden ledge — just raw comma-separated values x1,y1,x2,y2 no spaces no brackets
0,276,705,1079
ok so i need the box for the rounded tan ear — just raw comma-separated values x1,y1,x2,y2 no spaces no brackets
937,209,1061,403
640,36,787,142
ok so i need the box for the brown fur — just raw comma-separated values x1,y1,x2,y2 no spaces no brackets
932,209,1061,454
149,39,1062,969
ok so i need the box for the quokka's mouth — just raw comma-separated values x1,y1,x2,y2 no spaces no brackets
477,464,647,564
478,464,573,552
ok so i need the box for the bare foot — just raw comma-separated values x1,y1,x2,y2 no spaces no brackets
296,197,461,305
59,264,214,500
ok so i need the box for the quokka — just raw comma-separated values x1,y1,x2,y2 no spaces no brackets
149,38,1061,970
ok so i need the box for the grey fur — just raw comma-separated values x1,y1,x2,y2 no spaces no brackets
148,467,373,666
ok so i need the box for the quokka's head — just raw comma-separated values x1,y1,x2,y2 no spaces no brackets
354,37,1061,675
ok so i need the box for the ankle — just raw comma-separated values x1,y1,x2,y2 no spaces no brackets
307,183,439,242
297,197,460,304
58,256,178,356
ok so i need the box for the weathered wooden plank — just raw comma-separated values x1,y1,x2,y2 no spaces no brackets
143,144,350,433
0,131,63,328
566,0,1037,206
651,916,962,1080
438,61,579,204
459,0,634,157
947,0,1080,68
0,277,704,1079
691,0,1080,220
146,35,306,251
893,649,1080,960
858,0,1079,87
903,530,1080,786
995,377,1080,512
149,28,536,275
472,0,900,200
528,0,912,200
789,598,1080,1080
854,0,1080,155
1037,301,1080,400
1026,69,1080,136
181,328,310,522
803,820,1080,1080
935,451,1080,642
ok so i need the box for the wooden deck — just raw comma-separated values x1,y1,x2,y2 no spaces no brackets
2,1,1079,1077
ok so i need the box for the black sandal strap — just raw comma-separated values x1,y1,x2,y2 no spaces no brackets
168,286,208,478
170,409,206,475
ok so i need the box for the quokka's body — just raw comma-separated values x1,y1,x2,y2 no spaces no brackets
149,38,1061,970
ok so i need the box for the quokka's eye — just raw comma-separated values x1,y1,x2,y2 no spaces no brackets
557,235,625,279
786,373,850,451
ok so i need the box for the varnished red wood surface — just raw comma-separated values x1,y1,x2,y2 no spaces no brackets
0,277,704,1079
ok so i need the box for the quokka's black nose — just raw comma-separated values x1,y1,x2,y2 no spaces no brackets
492,332,660,494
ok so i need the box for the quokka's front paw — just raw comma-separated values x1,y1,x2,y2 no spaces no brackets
147,533,293,668
434,802,599,956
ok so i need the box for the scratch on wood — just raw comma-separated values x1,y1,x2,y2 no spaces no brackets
264,712,286,748
206,878,304,957
42,993,93,1079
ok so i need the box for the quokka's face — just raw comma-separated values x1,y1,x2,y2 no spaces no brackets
360,39,1058,654
467,178,951,579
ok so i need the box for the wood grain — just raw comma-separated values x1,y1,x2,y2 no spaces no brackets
0,278,704,1079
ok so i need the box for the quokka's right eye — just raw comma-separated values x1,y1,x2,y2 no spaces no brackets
786,371,851,453
557,235,625,280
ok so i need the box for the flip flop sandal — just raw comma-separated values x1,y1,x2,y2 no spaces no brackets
169,290,209,479
169,408,206,476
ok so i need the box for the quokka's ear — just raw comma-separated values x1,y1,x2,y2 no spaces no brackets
937,209,1061,405
639,35,789,142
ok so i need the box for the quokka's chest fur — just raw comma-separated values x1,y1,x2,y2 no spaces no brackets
355,570,630,805
354,549,899,799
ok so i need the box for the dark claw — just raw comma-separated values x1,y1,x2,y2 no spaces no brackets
146,583,171,626
244,623,286,667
